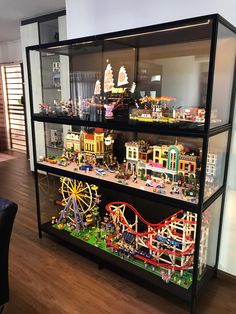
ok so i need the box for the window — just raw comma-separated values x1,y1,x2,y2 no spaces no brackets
170,149,177,170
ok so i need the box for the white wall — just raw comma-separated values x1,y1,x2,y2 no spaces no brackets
20,16,68,171
66,0,236,39
20,23,41,171
66,0,236,275
0,40,22,64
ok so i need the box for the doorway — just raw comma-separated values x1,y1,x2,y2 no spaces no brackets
1,64,28,154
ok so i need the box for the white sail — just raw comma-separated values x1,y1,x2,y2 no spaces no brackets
130,82,136,93
117,65,129,86
94,80,101,95
104,63,114,93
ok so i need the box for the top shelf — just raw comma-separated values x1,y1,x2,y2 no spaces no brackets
28,14,236,137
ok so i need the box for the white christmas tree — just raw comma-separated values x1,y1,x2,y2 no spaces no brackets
104,63,114,93
117,65,129,86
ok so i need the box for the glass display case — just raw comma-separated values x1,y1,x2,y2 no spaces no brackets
26,14,236,313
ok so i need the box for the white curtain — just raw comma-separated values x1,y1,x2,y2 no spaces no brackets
70,71,100,101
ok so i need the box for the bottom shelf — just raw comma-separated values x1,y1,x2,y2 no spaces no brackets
42,220,194,302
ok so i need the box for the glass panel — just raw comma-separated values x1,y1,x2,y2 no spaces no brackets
33,18,214,129
39,19,59,44
35,122,203,204
198,196,222,282
70,41,103,119
210,23,236,128
102,39,136,121
41,53,62,104
44,123,64,157
205,131,228,200
128,20,212,129
29,50,43,113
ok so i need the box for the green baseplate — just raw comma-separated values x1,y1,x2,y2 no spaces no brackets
52,223,197,289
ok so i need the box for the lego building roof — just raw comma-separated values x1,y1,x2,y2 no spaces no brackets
85,134,94,140
94,128,104,133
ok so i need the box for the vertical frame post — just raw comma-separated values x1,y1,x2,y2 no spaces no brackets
26,47,42,238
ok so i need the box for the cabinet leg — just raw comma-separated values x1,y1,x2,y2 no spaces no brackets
98,262,104,270
213,268,218,279
190,298,197,314
38,228,42,239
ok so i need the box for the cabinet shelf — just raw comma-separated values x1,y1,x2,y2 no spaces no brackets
33,113,232,137
37,162,197,211
41,220,216,301
33,113,205,137
41,220,192,301
36,161,224,213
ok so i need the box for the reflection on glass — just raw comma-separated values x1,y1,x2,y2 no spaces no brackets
205,132,228,200
39,19,59,44
41,53,61,105
199,196,222,280
39,19,62,107
210,23,236,128
45,123,64,157
133,39,210,126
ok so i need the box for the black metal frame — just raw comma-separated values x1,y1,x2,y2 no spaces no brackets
26,14,236,314
21,10,66,26
20,63,30,158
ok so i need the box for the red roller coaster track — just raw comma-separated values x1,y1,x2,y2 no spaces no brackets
105,202,196,271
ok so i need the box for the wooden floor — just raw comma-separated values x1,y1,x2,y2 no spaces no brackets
0,152,236,314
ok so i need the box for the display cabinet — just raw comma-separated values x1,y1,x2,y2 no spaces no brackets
26,14,236,313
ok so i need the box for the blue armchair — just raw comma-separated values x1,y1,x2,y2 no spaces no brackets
0,198,17,312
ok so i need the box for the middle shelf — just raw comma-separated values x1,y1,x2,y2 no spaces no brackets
34,122,229,210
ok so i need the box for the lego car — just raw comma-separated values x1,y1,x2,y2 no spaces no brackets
57,160,68,167
79,164,93,171
145,179,165,188
96,168,106,176
46,157,57,164
182,187,198,197
170,186,180,194
156,188,166,195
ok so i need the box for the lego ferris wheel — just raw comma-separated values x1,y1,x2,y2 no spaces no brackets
57,177,99,229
